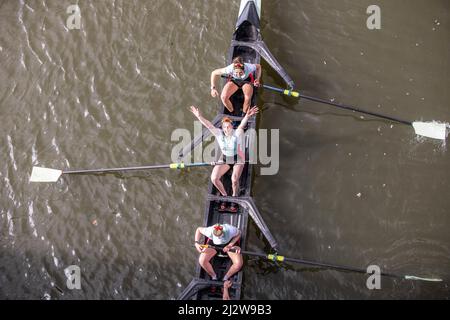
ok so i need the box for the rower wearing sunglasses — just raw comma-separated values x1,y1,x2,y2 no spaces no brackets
210,56,261,115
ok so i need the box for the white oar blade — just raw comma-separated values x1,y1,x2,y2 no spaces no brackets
30,166,63,182
412,122,447,140
405,275,443,282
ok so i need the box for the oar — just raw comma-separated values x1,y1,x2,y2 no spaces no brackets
262,83,448,140
30,162,221,183
201,244,443,282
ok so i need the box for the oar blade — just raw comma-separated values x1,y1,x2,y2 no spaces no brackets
405,275,443,282
412,122,447,140
30,167,63,182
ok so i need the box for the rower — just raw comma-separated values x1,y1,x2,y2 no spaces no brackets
210,56,261,115
189,105,259,212
194,223,243,282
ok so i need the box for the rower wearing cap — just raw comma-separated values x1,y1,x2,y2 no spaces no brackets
194,223,243,282
210,56,261,115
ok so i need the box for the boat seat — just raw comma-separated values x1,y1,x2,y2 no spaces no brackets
210,210,243,230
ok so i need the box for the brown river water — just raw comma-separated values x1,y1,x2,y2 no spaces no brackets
0,0,449,299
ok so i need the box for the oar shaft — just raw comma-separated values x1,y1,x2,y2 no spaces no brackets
240,250,368,274
262,84,284,94
298,94,412,126
262,83,412,126
203,246,440,281
242,250,403,279
63,164,169,174
62,162,211,175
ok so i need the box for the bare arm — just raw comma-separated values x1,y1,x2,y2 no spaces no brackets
210,67,226,97
236,106,259,136
211,67,226,89
189,106,220,136
254,64,262,82
195,227,206,242
226,230,241,248
194,227,207,253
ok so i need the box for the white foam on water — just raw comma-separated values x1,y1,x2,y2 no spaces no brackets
46,203,53,215
6,210,14,236
100,102,110,121
31,144,37,163
51,137,61,155
7,135,18,171
28,203,38,238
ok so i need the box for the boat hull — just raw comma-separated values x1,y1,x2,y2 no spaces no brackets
193,0,261,300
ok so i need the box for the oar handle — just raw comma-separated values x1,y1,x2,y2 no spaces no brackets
262,84,300,97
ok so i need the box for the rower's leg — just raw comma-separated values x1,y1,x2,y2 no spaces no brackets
224,250,243,280
211,164,230,196
199,248,218,279
231,164,245,197
242,83,253,114
221,82,239,113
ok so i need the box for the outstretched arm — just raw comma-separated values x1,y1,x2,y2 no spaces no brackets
236,106,259,136
189,106,220,136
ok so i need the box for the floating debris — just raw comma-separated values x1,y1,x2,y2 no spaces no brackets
356,193,362,198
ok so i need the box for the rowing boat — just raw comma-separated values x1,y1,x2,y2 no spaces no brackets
178,0,293,300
